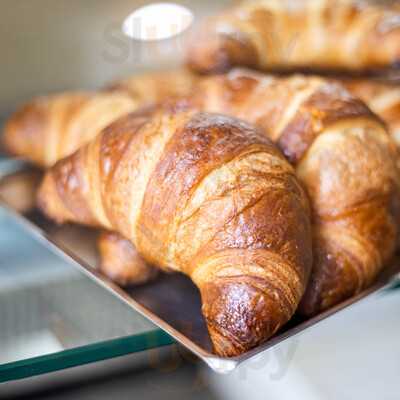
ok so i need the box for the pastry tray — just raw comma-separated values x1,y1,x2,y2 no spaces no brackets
0,159,399,374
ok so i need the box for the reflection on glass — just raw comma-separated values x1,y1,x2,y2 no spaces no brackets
0,210,161,366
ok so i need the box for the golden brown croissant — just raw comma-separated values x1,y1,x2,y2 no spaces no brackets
186,0,400,74
2,70,198,286
37,106,313,356
183,69,400,316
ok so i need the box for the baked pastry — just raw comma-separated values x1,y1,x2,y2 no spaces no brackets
37,106,313,356
187,0,400,73
185,69,400,316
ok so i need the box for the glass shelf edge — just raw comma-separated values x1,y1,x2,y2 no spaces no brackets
0,329,174,383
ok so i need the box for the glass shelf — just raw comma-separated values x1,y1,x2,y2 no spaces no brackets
0,210,173,382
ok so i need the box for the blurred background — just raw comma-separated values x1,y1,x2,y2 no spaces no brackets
0,0,232,117
0,1,400,399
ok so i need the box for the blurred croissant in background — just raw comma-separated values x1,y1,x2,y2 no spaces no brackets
187,0,400,74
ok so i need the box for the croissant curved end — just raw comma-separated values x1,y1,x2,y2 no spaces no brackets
2,101,47,165
199,278,291,357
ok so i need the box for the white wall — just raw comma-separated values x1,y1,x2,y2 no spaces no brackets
0,0,232,116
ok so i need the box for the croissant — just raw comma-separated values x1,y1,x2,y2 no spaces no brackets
186,0,400,74
2,70,198,286
182,69,400,316
37,106,313,356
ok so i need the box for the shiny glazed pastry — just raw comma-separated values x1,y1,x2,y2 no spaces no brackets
187,0,400,73
185,69,400,316
37,107,313,356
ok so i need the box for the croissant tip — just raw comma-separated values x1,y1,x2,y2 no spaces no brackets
1,114,21,154
200,278,291,357
207,326,245,357
2,100,50,166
